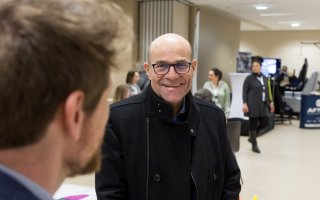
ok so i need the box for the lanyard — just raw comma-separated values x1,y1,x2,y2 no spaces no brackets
257,76,266,102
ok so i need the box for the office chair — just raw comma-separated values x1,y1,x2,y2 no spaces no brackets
273,81,293,124
285,58,308,92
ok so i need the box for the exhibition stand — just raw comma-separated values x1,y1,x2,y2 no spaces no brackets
228,73,250,136
229,73,249,120
300,94,320,128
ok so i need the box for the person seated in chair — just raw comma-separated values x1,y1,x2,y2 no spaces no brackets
276,65,291,95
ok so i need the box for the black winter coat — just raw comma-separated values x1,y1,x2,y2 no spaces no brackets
95,85,241,200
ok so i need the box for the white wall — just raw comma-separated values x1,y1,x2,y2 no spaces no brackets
173,2,189,40
240,30,320,78
113,1,241,96
195,8,241,89
110,0,138,97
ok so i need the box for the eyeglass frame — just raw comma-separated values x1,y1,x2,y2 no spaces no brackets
150,62,192,75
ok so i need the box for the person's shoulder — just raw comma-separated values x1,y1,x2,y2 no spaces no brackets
192,97,226,122
246,73,254,78
219,80,228,86
203,81,211,87
111,93,144,110
109,94,145,121
244,74,255,81
0,170,40,200
220,80,230,91
193,97,223,112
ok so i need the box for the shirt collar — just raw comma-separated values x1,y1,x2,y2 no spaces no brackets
144,84,200,136
0,164,53,200
173,97,187,123
147,85,189,122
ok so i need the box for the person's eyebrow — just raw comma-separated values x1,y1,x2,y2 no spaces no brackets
153,59,189,64
153,60,168,64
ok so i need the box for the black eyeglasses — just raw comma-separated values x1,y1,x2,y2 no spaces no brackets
151,62,191,75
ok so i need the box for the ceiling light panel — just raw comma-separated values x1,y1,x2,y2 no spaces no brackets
254,4,269,10
291,22,300,27
261,13,292,17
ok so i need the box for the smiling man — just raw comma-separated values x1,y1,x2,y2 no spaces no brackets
95,33,241,200
147,34,197,115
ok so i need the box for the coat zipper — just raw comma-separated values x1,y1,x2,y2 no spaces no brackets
145,117,150,200
191,171,199,200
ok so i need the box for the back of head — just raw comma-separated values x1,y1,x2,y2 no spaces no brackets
0,0,132,149
113,84,130,103
194,89,213,102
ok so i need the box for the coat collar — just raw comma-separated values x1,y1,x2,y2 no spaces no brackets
144,84,200,136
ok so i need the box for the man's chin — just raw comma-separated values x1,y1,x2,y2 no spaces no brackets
68,150,102,177
163,94,185,104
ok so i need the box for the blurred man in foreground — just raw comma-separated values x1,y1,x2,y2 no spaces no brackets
0,0,132,199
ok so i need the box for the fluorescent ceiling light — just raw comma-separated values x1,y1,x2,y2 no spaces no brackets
255,4,269,10
291,23,300,27
261,13,292,17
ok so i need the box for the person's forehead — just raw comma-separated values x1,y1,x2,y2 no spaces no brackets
150,35,191,54
149,45,191,62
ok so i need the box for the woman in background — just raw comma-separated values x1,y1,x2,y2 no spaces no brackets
113,84,130,103
242,56,275,153
126,70,141,96
203,68,231,117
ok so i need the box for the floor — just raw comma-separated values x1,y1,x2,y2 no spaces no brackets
64,119,320,200
237,119,320,200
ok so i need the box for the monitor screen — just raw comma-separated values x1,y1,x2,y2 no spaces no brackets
261,58,281,77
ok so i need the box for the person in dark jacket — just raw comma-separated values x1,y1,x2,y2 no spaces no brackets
242,56,275,153
95,33,241,200
0,0,132,199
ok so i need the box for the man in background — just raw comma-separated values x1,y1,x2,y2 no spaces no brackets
0,0,132,199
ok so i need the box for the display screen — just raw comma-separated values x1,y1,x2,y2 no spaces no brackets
261,58,281,77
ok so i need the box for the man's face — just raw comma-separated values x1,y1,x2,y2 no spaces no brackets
145,36,196,108
68,88,110,176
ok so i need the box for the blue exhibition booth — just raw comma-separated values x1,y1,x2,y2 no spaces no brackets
300,94,320,128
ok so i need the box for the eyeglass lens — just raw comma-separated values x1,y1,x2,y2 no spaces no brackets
153,63,190,75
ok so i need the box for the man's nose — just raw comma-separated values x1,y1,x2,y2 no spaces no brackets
165,65,179,79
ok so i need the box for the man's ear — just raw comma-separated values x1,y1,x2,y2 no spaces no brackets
144,62,150,73
191,59,197,71
144,62,152,79
64,91,85,141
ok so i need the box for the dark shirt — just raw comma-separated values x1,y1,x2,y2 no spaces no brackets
172,98,198,200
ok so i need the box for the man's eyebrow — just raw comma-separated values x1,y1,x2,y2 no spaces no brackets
154,59,189,64
153,60,167,64
175,59,189,63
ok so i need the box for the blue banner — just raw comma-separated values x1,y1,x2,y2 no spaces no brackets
300,95,320,128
